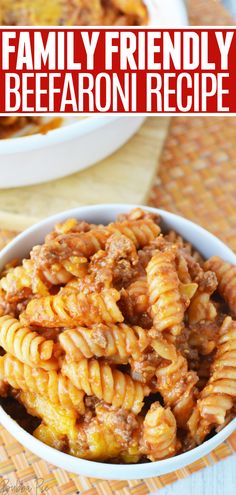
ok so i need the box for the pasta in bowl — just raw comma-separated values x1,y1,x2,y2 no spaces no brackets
0,204,235,480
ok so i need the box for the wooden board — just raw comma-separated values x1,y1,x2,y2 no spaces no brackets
0,117,170,230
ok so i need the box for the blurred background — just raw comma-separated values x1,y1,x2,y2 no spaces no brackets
223,0,236,16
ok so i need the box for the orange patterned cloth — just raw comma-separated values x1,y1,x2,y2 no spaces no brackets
0,0,236,494
149,116,236,252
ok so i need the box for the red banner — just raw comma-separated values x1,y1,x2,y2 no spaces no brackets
0,28,235,114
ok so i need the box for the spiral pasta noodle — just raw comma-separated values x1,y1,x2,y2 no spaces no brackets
118,278,153,328
0,353,85,413
0,315,58,370
21,288,123,327
126,278,149,314
146,250,186,336
41,264,75,285
108,219,160,248
59,323,149,363
165,230,204,264
142,402,178,461
188,293,217,325
0,258,50,300
176,254,192,284
155,351,198,427
33,229,111,266
187,270,217,325
62,359,149,414
204,256,236,316
188,316,236,444
29,229,110,286
51,218,92,236
59,275,100,296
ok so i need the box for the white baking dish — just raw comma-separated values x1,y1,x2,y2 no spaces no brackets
0,0,188,188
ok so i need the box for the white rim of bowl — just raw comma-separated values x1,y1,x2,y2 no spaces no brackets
0,204,235,479
0,115,121,154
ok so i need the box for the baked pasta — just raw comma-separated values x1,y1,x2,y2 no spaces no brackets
0,208,235,464
0,117,41,140
1,0,148,26
188,316,236,445
204,257,236,316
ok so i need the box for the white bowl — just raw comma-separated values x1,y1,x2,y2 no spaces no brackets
0,0,188,189
0,204,235,480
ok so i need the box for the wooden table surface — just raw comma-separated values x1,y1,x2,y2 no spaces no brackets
153,457,235,495
0,117,170,229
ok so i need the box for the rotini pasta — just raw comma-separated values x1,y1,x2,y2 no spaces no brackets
59,323,149,363
117,207,160,223
155,351,198,427
126,278,149,314
0,315,58,370
129,350,161,384
142,402,178,461
146,250,186,336
204,256,236,316
48,218,92,238
59,275,99,296
21,288,123,327
165,230,204,265
188,293,217,325
118,277,151,328
0,207,235,464
188,270,218,325
188,317,236,444
0,259,49,302
32,229,111,267
0,353,85,413
62,359,149,413
29,229,110,287
107,219,160,248
41,264,75,285
176,254,192,284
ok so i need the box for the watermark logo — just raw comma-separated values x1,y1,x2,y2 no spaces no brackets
0,477,55,495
